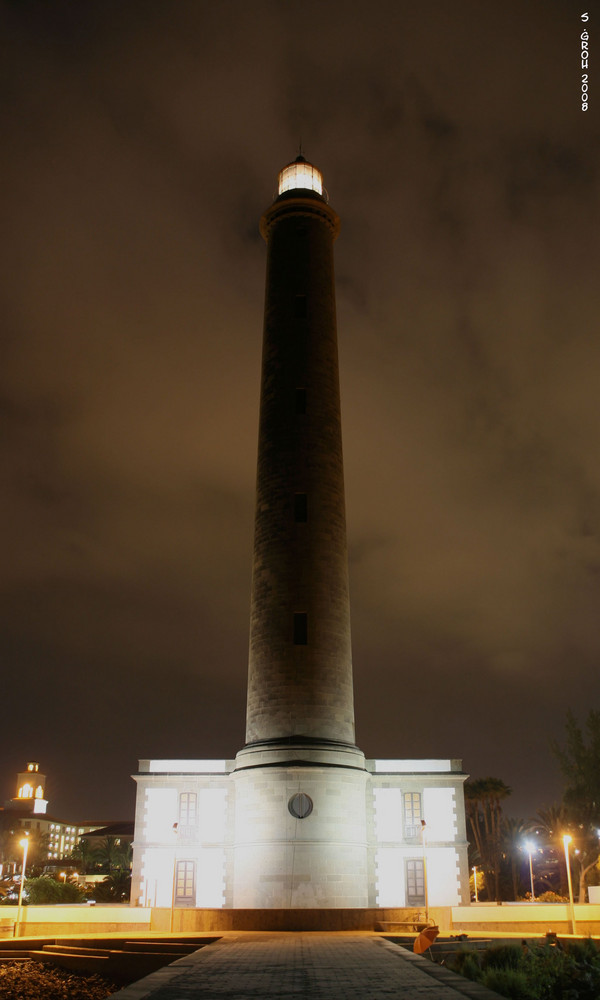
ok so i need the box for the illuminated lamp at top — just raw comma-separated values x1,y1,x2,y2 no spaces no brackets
278,156,323,197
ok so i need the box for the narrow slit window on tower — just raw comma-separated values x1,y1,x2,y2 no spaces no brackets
294,294,307,318
293,612,308,645
295,388,307,414
294,493,308,522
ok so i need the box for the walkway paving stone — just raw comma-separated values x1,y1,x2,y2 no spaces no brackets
108,933,504,1000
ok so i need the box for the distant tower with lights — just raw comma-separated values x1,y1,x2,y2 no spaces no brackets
11,761,47,814
131,156,469,920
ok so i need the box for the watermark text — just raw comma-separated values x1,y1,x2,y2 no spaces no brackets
581,13,589,110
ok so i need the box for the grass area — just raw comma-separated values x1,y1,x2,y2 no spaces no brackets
447,938,600,1000
0,961,117,999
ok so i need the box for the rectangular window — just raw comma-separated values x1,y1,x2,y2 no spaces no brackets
403,792,422,839
293,612,308,645
179,792,197,827
406,859,425,905
175,860,196,904
294,294,307,318
295,388,307,414
294,493,307,522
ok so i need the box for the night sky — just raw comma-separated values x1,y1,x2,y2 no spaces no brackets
2,1,598,824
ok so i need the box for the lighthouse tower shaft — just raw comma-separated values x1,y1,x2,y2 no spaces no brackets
245,177,356,749
231,160,368,907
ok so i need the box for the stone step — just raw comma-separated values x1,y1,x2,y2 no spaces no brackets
29,947,191,983
122,940,198,953
28,950,110,972
42,944,113,957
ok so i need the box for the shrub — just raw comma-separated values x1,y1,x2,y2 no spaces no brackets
525,940,600,1000
450,948,482,981
481,944,522,971
481,967,537,999
25,877,84,905
447,938,600,999
563,938,600,962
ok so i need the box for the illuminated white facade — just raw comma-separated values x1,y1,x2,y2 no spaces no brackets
131,757,468,909
131,157,469,913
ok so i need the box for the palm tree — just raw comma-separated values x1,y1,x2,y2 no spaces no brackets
95,870,131,903
532,804,573,897
93,836,131,874
502,818,528,900
532,804,571,841
69,837,97,875
465,777,512,900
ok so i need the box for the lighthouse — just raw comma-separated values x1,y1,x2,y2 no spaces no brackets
232,155,368,906
130,156,469,920
245,155,356,754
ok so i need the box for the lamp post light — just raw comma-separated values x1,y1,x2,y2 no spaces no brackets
524,841,536,902
421,819,429,925
472,866,478,902
563,834,577,935
169,823,178,934
60,871,67,884
14,834,29,938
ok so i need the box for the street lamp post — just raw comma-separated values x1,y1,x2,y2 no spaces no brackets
169,823,178,934
563,834,577,935
421,819,429,925
13,834,29,938
472,865,478,902
524,842,535,902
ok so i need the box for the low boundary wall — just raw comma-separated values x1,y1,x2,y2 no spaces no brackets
452,902,600,935
1,905,152,938
151,907,451,932
2,903,600,938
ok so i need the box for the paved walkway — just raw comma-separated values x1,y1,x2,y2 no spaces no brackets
108,933,503,1000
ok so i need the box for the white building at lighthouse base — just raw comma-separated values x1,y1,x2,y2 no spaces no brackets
131,753,469,910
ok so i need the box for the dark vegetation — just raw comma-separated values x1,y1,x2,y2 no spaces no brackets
0,961,117,1000
0,836,132,906
448,939,600,1000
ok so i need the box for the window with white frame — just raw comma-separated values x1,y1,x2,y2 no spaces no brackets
403,792,422,839
179,792,198,829
175,860,196,905
406,858,425,905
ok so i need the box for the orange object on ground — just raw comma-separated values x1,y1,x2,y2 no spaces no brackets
413,925,440,954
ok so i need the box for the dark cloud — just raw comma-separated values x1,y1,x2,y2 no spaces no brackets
0,0,597,824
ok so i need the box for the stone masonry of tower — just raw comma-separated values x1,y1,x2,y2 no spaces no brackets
130,157,470,920
246,169,354,747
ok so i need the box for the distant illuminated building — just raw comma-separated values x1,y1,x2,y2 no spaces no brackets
0,761,109,867
131,157,469,915
14,761,47,814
